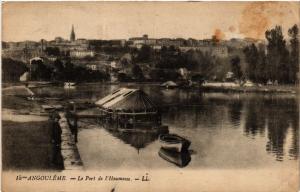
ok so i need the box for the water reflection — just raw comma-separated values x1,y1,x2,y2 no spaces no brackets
161,94,299,162
107,130,160,151
228,100,243,127
244,97,299,161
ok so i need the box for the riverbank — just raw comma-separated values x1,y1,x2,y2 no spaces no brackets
2,120,64,170
2,91,82,171
2,89,64,170
200,84,298,94
3,81,299,94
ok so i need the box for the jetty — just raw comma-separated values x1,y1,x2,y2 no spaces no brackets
58,112,83,170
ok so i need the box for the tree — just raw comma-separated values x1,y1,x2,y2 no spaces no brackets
2,58,28,82
256,44,268,83
131,64,144,81
149,69,166,81
265,26,290,83
64,60,76,81
244,43,259,81
288,24,299,83
137,45,152,62
118,73,130,82
52,59,64,80
230,56,242,80
156,47,184,69
31,60,52,81
45,47,60,56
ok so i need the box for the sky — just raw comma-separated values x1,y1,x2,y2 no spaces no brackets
2,2,299,42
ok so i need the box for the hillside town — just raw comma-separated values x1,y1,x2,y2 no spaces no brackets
3,25,269,84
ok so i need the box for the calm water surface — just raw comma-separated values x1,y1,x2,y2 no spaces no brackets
34,83,299,169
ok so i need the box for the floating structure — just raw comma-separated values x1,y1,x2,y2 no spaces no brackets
95,88,164,132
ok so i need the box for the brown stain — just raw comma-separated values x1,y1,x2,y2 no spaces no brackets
212,28,225,42
239,2,288,39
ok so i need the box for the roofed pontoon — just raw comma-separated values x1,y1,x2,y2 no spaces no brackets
95,88,162,131
95,88,157,114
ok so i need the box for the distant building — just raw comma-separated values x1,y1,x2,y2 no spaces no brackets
46,56,57,61
110,39,126,47
211,46,228,58
129,34,157,47
152,45,162,50
70,50,95,58
129,34,148,45
75,38,88,45
86,64,97,71
135,44,143,50
44,26,91,55
179,45,228,58
156,38,185,47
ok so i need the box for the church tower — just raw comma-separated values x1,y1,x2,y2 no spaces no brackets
70,25,76,42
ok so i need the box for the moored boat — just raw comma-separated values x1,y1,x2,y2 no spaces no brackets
159,134,191,153
158,147,191,168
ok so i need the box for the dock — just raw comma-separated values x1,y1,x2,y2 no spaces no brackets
58,113,83,170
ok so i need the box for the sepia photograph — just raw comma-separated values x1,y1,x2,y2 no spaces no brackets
1,1,299,191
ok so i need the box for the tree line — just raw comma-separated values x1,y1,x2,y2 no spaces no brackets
2,56,111,82
30,59,109,82
243,25,299,84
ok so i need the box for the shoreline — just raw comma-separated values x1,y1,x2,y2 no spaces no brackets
3,81,299,94
199,85,298,94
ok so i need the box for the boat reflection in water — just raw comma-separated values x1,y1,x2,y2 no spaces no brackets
158,147,191,168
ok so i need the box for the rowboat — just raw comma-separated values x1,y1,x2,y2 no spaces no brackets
158,147,191,168
159,134,191,153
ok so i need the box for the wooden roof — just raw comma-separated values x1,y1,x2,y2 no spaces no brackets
95,88,157,112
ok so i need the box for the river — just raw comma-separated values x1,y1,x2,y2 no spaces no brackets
33,83,299,170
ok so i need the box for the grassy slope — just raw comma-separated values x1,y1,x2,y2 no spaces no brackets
2,121,63,170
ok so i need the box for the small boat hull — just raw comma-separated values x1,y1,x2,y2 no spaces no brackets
159,134,191,153
158,147,191,168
